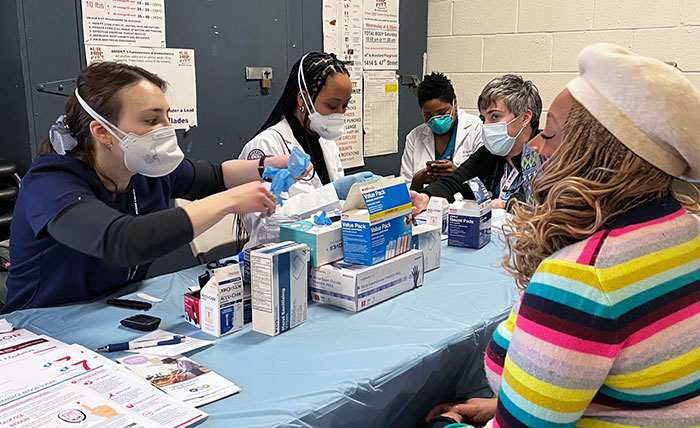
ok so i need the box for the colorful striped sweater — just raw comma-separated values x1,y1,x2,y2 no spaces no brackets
485,195,700,427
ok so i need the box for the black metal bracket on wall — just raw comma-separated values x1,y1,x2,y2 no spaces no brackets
36,78,76,97
399,74,420,95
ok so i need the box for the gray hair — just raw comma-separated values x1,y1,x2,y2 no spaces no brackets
477,74,542,135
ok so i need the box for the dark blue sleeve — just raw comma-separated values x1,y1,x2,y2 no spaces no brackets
21,167,98,237
167,158,196,198
167,159,226,200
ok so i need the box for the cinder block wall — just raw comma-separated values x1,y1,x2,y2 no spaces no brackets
426,0,700,118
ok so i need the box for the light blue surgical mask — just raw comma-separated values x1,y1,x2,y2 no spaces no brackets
481,113,525,156
426,102,456,135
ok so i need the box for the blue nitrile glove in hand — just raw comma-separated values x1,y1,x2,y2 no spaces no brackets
332,171,381,200
262,168,294,206
261,147,311,206
288,147,311,178
313,210,332,225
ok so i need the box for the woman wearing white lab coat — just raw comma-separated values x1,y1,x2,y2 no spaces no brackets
239,52,377,247
400,73,483,190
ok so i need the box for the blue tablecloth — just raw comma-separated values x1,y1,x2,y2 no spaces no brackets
5,240,518,428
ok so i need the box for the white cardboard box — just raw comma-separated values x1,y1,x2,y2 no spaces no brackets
341,177,413,265
309,249,424,312
426,196,449,234
200,263,244,337
411,224,441,271
280,218,343,267
251,242,310,336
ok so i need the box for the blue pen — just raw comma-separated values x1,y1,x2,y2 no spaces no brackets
95,335,185,352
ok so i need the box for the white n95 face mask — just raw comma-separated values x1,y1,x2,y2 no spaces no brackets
297,54,345,140
481,113,525,157
74,89,184,177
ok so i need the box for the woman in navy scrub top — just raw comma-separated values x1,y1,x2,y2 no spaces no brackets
2,62,303,313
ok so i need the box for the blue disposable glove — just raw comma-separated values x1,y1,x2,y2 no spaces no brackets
313,210,332,225
262,167,295,206
332,171,381,200
261,147,312,206
288,147,311,178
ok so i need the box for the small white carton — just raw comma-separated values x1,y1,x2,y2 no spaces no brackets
411,224,441,271
280,218,343,267
309,249,424,312
426,196,449,234
447,178,492,249
341,176,413,266
251,242,310,336
200,263,244,337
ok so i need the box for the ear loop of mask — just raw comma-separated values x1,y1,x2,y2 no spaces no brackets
295,54,319,183
297,54,315,117
74,89,125,144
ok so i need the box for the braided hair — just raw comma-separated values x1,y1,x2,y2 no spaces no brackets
256,52,349,135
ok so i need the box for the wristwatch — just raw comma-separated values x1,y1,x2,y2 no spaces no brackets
258,155,272,181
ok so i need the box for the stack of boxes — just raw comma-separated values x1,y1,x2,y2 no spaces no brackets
185,175,454,337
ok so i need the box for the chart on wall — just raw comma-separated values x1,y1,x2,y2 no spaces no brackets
82,0,165,48
323,0,400,165
86,46,198,128
363,70,398,156
362,0,399,70
81,0,198,129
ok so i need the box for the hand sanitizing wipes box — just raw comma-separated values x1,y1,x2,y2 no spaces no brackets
280,218,343,267
447,177,492,249
200,262,244,337
251,242,310,336
309,249,424,312
341,177,413,266
411,224,441,271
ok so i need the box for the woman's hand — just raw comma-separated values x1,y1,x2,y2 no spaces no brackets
427,159,457,179
425,402,459,421
425,397,497,426
225,181,277,217
410,168,431,191
262,154,290,170
449,398,498,426
410,191,430,217
263,155,313,181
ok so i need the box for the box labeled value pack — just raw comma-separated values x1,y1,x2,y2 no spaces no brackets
200,263,244,337
251,242,310,336
341,176,413,266
411,224,441,271
309,249,424,312
280,218,342,267
447,178,492,249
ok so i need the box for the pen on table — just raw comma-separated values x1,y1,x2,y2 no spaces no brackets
95,335,186,352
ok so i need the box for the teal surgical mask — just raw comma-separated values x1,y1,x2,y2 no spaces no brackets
427,102,456,135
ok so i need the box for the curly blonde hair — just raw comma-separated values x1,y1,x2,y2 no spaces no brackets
502,100,700,289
